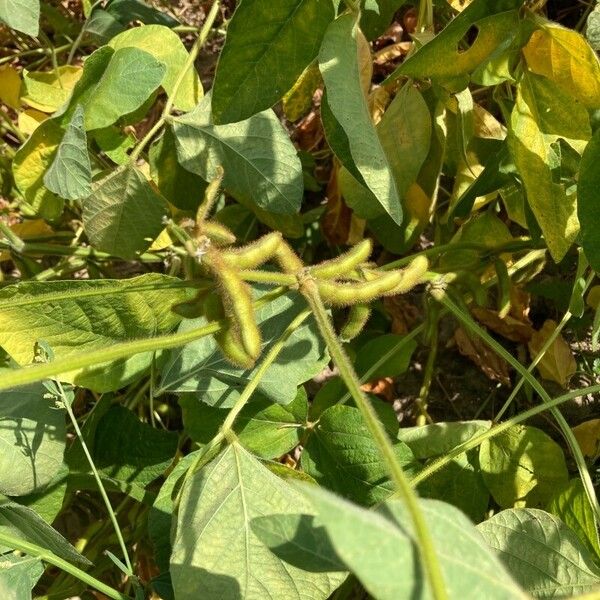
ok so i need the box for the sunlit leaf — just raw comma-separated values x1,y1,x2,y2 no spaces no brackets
0,65,21,109
480,424,569,508
478,508,600,597
528,319,576,387
0,0,40,36
21,66,82,113
171,444,346,600
108,24,202,112
523,22,600,109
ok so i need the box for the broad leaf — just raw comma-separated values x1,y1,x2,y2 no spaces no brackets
43,105,92,200
83,165,168,259
479,424,569,508
302,405,418,505
523,22,600,109
0,554,43,600
21,66,82,113
212,0,333,123
180,387,308,459
0,274,192,391
172,95,303,215
478,508,600,597
386,0,523,87
508,71,591,261
0,501,90,566
12,118,64,219
0,0,39,36
578,128,600,272
65,47,165,131
92,405,178,486
170,444,346,600
547,478,600,559
588,4,600,50
0,383,65,497
109,24,202,112
251,513,346,573
319,14,402,224
159,288,328,407
300,485,525,599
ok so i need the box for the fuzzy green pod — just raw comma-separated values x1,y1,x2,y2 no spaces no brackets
196,166,224,222
201,221,237,246
310,239,373,279
274,242,304,274
340,304,371,341
215,326,256,369
221,232,283,269
317,270,405,306
217,264,262,360
388,255,430,295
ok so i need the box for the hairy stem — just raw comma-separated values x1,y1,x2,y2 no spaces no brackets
300,276,448,600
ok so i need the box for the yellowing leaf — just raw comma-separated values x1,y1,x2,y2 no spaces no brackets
0,65,21,109
21,66,82,113
282,61,321,123
18,109,47,135
528,319,576,387
357,28,372,96
586,286,600,310
509,72,590,261
523,25,600,109
12,119,64,220
572,419,600,460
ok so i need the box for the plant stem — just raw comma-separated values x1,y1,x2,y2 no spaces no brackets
439,294,600,524
57,382,134,575
0,530,130,600
299,276,448,600
0,287,286,392
129,0,220,162
178,309,312,499
495,272,594,420
410,382,600,487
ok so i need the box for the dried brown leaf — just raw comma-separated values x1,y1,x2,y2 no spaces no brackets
528,319,576,387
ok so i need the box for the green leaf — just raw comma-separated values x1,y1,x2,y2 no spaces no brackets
587,4,600,50
398,421,492,459
547,478,600,559
508,71,591,261
578,128,600,272
172,94,303,215
212,0,333,123
479,424,569,508
81,47,165,130
0,0,39,36
0,553,43,600
0,383,65,497
180,387,308,459
159,288,328,407
92,406,178,486
17,464,68,524
360,0,408,39
170,443,346,600
149,127,207,211
12,118,64,220
0,501,90,566
386,0,523,87
302,405,418,505
92,125,136,165
319,14,402,225
108,24,202,112
43,105,92,200
0,274,192,392
299,485,524,600
251,513,346,573
83,165,168,259
478,508,600,598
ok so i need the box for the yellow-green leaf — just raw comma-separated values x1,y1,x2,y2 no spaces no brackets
0,65,21,109
108,24,202,112
508,72,591,261
523,23,600,109
21,66,82,113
